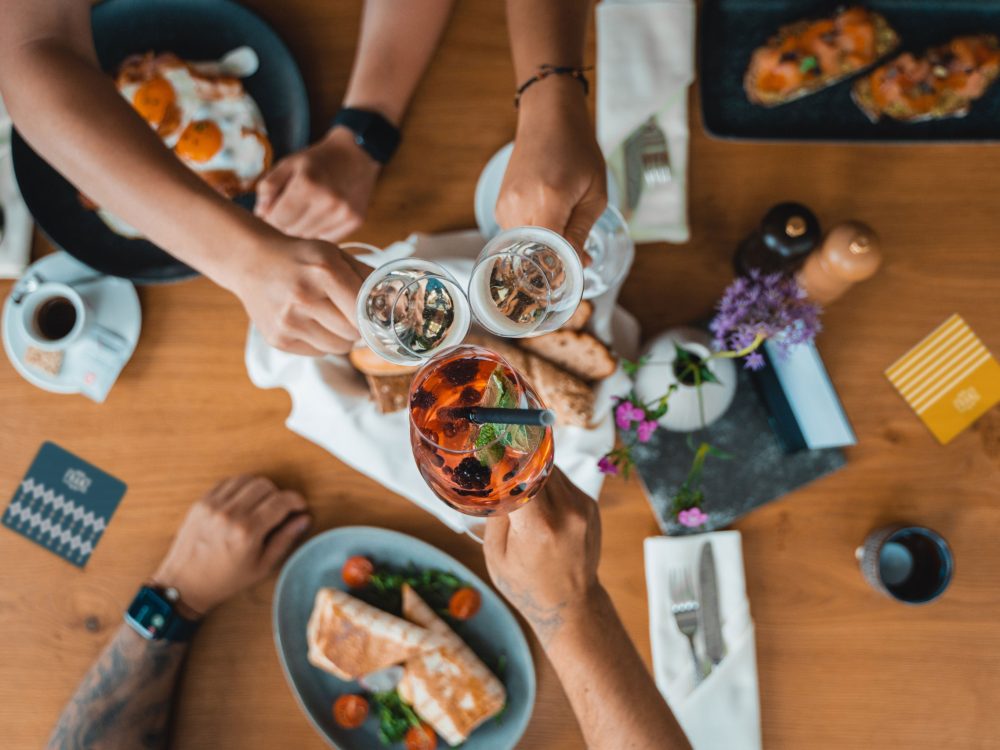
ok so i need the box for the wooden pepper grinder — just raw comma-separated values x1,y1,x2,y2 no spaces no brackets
796,221,882,304
734,202,822,276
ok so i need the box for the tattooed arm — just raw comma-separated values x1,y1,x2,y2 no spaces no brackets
484,469,690,750
46,475,312,750
46,628,187,750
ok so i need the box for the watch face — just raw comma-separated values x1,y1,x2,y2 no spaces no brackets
126,588,175,640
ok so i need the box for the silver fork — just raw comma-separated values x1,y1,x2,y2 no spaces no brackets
669,568,704,683
624,116,672,211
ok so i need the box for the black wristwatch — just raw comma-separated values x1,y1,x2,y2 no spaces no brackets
332,107,401,164
125,585,200,643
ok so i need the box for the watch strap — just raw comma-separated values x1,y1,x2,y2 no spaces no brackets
332,107,401,164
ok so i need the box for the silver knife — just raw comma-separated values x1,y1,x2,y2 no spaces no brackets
699,542,726,667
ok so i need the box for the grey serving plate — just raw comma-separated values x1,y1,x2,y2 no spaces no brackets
700,0,1000,141
272,526,535,750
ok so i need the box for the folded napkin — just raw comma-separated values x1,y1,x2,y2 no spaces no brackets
245,230,639,538
645,531,762,750
0,95,33,278
597,0,695,244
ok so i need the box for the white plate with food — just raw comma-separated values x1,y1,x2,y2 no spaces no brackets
273,526,536,750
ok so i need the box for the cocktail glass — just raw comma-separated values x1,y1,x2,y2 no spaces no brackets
355,257,471,366
408,345,555,516
467,226,583,338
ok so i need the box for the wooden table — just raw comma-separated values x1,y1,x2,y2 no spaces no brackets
3,2,1000,748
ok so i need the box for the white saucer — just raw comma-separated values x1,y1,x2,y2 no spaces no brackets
473,142,623,239
2,252,141,395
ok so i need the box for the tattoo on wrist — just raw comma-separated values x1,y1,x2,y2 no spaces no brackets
493,579,567,647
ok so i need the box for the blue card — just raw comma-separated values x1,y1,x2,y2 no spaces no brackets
2,442,126,568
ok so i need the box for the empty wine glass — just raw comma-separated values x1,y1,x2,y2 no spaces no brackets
355,257,471,365
467,226,584,338
581,205,635,299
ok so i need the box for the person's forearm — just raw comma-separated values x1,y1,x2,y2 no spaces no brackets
544,586,690,750
46,626,188,750
0,5,276,288
506,0,591,81
341,0,456,125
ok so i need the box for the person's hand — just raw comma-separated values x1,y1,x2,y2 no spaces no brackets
495,77,607,261
254,126,381,243
151,475,311,616
229,235,370,356
483,468,602,646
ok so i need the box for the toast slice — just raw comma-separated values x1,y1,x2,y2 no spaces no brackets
365,373,412,414
466,333,595,427
306,588,444,680
563,299,594,331
520,329,617,382
745,7,899,107
397,585,506,746
852,35,1000,123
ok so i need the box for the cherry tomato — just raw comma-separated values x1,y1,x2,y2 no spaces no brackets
332,694,369,729
341,556,374,588
448,587,482,620
404,723,438,750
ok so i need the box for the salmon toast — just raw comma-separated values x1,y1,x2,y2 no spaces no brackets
852,34,1000,122
745,7,900,106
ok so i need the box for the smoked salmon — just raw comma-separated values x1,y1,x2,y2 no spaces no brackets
745,7,899,106
852,35,1000,122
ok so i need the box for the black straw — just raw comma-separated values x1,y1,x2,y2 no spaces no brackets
456,407,556,427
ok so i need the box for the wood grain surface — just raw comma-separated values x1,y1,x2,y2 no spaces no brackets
2,1,1000,748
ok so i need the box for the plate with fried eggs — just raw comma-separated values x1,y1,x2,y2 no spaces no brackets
11,0,309,283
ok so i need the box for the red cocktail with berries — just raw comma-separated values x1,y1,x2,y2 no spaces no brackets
408,345,555,516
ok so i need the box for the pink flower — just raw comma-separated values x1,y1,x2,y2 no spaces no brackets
615,401,645,430
636,419,658,443
597,456,619,475
677,507,709,528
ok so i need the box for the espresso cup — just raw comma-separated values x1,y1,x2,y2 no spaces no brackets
856,525,953,605
19,282,89,351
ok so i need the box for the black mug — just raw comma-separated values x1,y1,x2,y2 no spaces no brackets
856,525,953,604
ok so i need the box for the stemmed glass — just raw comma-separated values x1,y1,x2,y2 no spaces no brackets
581,205,634,299
354,253,471,366
408,345,555,516
467,226,584,338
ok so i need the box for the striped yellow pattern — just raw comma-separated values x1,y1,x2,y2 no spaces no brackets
886,315,1000,444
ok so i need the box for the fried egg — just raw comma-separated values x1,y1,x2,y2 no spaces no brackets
91,52,273,239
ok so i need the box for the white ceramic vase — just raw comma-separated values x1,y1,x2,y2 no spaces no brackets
634,327,737,432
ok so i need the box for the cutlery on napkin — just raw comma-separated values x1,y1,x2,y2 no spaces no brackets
646,531,761,750
597,0,695,244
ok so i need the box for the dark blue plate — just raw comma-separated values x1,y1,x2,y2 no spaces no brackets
11,0,309,283
700,0,1000,141
273,527,536,750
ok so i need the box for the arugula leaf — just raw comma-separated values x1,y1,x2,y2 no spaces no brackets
372,690,422,744
799,55,818,73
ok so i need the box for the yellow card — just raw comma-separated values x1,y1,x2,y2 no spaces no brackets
886,314,1000,444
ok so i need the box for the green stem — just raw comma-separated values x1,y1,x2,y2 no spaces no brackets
708,332,766,361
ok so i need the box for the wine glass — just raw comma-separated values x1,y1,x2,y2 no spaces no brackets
408,345,555,516
581,205,635,299
355,256,471,366
467,226,584,338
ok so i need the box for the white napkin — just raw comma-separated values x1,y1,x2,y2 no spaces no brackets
0,94,33,278
597,0,695,244
645,532,762,750
245,229,639,538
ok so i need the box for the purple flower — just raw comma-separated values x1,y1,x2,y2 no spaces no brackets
636,419,658,443
710,270,822,368
597,455,619,475
744,351,766,370
677,507,709,528
614,401,645,431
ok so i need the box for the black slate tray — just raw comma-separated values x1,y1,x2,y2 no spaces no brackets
630,366,846,535
700,0,1000,141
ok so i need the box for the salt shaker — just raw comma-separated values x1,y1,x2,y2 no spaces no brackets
796,221,882,304
734,202,821,276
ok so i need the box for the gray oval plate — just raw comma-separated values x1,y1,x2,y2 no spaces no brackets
272,526,535,750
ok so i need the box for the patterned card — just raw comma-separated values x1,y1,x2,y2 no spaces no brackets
2,442,126,567
886,314,1000,444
